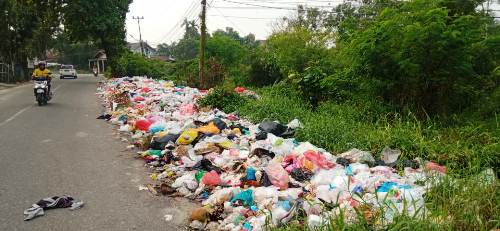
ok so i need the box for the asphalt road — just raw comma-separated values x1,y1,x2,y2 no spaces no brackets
0,74,196,231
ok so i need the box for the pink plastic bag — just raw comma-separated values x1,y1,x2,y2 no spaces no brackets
146,115,162,123
303,150,335,170
202,170,222,186
180,103,196,116
265,162,289,190
425,162,446,174
134,104,145,110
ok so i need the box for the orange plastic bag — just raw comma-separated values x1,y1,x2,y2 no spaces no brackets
197,122,220,134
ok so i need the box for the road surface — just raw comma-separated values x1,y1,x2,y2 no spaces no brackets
0,74,196,230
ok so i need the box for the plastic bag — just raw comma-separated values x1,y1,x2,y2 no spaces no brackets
339,148,375,165
258,120,287,136
202,170,222,186
180,103,196,116
265,162,289,190
311,168,345,186
230,189,254,206
381,147,401,164
176,129,199,145
303,150,335,169
286,119,303,129
196,122,220,134
135,119,152,131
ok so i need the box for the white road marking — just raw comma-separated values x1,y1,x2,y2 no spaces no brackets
0,105,32,127
0,83,65,127
53,84,64,92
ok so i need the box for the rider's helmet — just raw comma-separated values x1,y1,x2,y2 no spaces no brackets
38,61,46,70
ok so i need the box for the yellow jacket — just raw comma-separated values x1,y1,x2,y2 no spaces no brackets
32,68,52,79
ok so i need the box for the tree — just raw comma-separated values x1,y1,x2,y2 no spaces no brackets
156,43,174,57
170,19,200,60
345,0,499,114
62,0,132,73
0,0,63,82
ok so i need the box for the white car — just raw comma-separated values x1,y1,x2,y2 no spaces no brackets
59,65,77,79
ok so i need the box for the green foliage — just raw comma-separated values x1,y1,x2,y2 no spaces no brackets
207,33,246,68
425,175,500,230
344,0,498,115
115,52,169,78
63,0,131,72
265,28,329,76
0,0,63,81
53,35,98,69
234,84,499,231
197,86,248,113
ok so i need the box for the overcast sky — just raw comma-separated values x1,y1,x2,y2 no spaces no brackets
125,0,500,47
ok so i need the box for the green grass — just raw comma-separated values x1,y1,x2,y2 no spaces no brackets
200,83,499,230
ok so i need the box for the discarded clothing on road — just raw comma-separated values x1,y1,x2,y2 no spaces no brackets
24,195,84,221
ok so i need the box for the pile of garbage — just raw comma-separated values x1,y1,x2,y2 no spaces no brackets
97,77,447,230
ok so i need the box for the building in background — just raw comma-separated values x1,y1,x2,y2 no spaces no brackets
127,42,156,58
88,50,107,74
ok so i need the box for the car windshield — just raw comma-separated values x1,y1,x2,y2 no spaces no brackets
61,65,73,69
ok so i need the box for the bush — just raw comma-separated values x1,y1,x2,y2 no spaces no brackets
344,0,499,115
114,52,169,79
197,86,248,113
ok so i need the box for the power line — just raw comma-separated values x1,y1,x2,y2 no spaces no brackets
208,14,283,19
208,1,248,34
155,0,200,44
132,16,145,56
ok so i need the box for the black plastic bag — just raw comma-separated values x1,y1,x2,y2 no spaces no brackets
258,121,287,136
150,134,179,150
192,159,222,174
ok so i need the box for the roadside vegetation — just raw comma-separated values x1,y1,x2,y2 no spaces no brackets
116,0,499,230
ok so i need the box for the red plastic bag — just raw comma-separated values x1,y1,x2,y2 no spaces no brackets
303,150,335,170
140,87,151,93
135,119,152,131
265,162,289,190
133,96,145,102
202,170,222,186
234,87,246,93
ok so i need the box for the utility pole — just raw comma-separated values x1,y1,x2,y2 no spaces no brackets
132,16,145,56
199,0,207,88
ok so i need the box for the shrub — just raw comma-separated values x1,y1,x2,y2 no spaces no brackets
197,86,248,113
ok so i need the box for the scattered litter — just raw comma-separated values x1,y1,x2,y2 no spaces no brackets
97,77,448,230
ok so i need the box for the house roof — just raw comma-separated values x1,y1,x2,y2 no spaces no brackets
127,42,155,52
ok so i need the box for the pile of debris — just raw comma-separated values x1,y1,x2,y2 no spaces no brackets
97,77,446,230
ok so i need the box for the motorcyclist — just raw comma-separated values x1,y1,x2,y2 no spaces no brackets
32,61,52,94
92,65,98,76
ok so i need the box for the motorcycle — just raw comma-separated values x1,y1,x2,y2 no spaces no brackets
33,77,52,106
93,68,98,77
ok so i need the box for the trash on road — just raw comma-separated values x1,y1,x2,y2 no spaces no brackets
24,195,84,221
97,77,448,230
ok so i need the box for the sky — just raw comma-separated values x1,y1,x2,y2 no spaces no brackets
125,0,500,48
125,0,343,46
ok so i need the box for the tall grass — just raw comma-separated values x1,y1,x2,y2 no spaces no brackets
200,84,499,230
